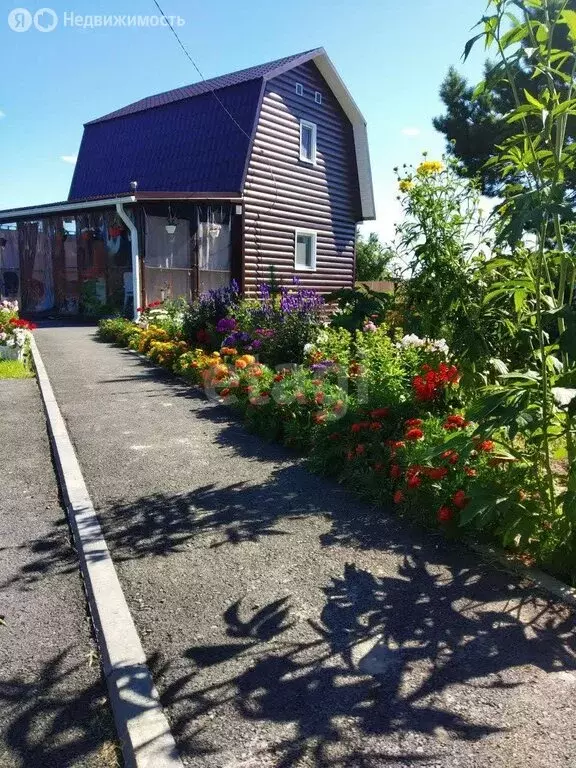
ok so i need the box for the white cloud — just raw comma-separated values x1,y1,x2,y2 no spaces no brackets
0,110,5,119
60,155,77,165
401,127,420,137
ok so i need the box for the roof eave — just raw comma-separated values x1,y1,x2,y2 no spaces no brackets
310,52,376,221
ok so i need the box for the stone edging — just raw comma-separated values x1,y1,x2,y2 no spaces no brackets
29,336,183,768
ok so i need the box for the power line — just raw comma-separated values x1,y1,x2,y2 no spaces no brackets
151,0,252,142
151,0,280,282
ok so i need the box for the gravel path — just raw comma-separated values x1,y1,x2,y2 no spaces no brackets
0,377,118,768
35,324,576,768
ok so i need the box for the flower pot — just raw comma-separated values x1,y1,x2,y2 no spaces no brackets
0,345,23,361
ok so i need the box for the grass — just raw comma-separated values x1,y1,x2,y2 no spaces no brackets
0,359,34,379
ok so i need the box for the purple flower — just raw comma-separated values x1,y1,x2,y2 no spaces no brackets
311,360,335,373
216,317,237,333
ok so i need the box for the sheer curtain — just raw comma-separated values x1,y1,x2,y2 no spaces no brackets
144,215,192,303
197,205,231,293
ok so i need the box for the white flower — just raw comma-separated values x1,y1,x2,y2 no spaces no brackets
397,333,450,356
304,343,316,354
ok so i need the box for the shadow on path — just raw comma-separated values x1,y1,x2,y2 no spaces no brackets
0,649,117,767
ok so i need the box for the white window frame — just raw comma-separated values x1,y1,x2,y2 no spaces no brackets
314,91,322,105
294,229,317,272
295,82,304,96
299,119,317,165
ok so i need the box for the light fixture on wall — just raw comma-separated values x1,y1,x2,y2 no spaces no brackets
165,204,177,236
208,223,222,238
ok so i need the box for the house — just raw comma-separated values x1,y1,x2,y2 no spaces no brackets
0,47,375,318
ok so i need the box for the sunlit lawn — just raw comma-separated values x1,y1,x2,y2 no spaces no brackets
0,359,34,379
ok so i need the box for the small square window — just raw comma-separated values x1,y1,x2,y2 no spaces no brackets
295,82,304,96
315,91,322,105
299,119,317,164
295,230,317,271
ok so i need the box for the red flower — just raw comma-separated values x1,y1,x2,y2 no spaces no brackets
313,412,327,424
393,490,405,504
371,407,390,419
390,464,402,480
407,474,422,489
219,387,231,397
412,362,460,402
346,450,355,461
478,440,494,452
374,462,385,472
405,428,424,441
369,421,382,431
437,505,454,523
426,466,448,481
405,418,423,427
452,490,469,509
351,423,363,433
440,449,459,464
443,414,470,431
314,392,325,405
356,444,366,455
274,373,284,382
464,466,477,477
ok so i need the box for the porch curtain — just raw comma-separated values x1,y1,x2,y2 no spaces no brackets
196,205,231,293
144,214,191,302
17,222,38,312
50,217,67,310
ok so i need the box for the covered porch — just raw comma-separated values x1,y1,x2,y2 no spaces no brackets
0,194,243,319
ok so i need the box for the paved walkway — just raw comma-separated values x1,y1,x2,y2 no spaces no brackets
0,377,117,768
35,324,576,768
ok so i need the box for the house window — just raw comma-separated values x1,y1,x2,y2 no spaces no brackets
299,120,317,164
294,230,317,271
295,82,304,96
315,91,322,104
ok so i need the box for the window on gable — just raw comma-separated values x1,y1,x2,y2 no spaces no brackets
295,82,304,96
315,91,322,105
294,230,317,271
299,120,317,164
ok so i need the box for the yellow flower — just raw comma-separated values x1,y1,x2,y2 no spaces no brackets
417,160,443,176
398,179,414,193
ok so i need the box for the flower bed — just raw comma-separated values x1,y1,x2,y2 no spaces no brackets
0,300,35,362
98,286,574,582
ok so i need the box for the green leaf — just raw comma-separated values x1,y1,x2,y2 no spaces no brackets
560,9,576,43
463,32,485,62
513,289,526,313
523,89,545,109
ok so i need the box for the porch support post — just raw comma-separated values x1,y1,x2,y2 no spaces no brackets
115,202,141,320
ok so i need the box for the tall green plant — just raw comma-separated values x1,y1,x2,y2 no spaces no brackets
465,0,576,537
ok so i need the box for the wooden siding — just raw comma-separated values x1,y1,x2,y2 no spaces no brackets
242,61,361,295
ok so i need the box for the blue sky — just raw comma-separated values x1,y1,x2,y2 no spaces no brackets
0,0,487,241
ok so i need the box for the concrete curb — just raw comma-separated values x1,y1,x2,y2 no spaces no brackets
471,543,576,609
29,336,183,768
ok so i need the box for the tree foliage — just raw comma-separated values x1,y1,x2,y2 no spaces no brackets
355,231,395,281
434,0,576,197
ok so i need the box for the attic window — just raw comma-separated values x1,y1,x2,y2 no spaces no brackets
314,91,322,105
295,83,304,96
299,119,317,164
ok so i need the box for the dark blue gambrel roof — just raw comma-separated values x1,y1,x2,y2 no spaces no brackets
68,49,323,201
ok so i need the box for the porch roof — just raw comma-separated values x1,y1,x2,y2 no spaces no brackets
0,192,242,223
